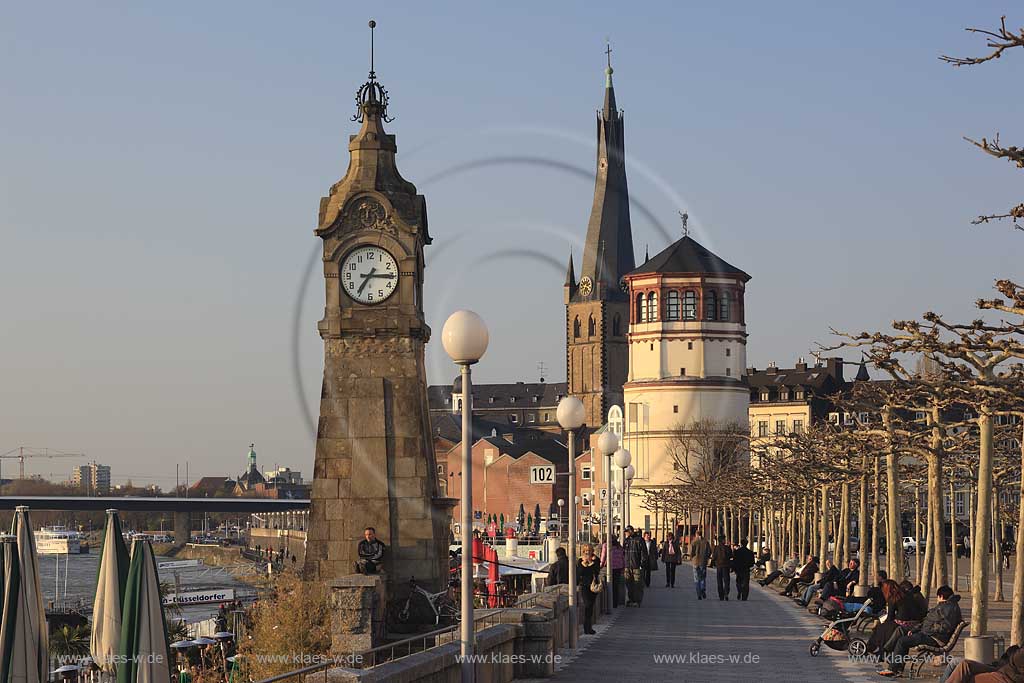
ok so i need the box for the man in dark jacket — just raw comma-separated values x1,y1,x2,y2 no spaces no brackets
783,555,818,596
798,558,838,606
641,531,658,587
356,527,386,574
622,526,649,606
880,585,962,677
732,538,756,601
821,558,860,601
550,547,569,585
711,535,734,600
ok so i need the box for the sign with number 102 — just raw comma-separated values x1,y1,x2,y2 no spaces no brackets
529,465,555,484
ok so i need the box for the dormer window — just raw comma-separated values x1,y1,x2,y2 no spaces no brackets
509,397,516,404
760,392,769,402
488,397,495,404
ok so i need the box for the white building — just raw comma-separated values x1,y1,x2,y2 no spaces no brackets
620,234,751,525
71,461,111,494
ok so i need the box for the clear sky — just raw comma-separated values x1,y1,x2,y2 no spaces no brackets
2,2,1020,486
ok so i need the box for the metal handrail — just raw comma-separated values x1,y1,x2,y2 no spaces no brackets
250,585,566,683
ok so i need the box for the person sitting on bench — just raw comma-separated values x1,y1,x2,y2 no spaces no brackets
355,526,386,574
879,585,962,678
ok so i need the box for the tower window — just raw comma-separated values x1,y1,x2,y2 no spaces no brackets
687,341,693,350
683,291,697,320
726,367,731,376
588,314,596,337
636,293,645,322
679,367,685,376
720,291,731,321
726,348,731,357
612,313,621,336
673,405,679,414
647,292,658,321
573,316,581,339
666,291,681,321
704,290,717,321
650,343,654,351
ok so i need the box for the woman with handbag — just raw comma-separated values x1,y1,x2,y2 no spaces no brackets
577,543,603,635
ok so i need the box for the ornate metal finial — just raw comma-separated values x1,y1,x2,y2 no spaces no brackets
352,19,393,123
605,41,613,70
678,210,690,237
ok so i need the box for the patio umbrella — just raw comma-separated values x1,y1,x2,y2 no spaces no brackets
0,506,48,683
91,509,131,673
117,539,171,683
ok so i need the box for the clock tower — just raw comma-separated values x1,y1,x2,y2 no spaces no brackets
304,33,450,588
565,49,635,429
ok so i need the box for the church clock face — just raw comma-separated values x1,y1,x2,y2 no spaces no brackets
341,245,399,304
578,276,593,296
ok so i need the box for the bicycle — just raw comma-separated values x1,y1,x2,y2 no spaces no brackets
395,577,460,625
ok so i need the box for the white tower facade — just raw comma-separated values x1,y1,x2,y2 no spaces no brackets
620,235,750,531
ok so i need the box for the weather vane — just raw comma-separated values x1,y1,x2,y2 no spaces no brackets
678,210,690,237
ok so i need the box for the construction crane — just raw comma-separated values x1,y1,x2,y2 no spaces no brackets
0,447,85,481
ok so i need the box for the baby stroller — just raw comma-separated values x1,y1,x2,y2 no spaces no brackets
808,598,872,657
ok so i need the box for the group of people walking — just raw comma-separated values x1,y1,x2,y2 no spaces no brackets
570,527,760,634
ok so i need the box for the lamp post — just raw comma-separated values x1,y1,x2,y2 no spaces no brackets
624,464,635,533
556,396,585,648
613,449,631,544
442,310,489,683
597,430,619,609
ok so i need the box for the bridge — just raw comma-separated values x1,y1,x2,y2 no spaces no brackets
0,496,310,545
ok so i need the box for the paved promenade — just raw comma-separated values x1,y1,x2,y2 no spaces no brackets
543,564,882,683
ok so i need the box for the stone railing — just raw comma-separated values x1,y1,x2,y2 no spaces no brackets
305,583,591,683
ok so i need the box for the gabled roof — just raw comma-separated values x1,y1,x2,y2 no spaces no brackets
478,436,567,466
628,235,749,281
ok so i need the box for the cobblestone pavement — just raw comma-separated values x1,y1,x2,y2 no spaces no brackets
540,564,884,683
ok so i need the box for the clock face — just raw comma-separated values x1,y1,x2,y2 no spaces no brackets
341,245,399,304
578,276,593,296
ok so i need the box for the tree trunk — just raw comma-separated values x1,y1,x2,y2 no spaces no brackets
915,484,923,583
929,406,948,588
871,456,880,582
1012,424,1024,645
840,482,851,568
951,476,959,593
971,407,994,636
922,491,935,597
860,457,869,585
819,484,829,563
993,486,1004,602
969,484,976,589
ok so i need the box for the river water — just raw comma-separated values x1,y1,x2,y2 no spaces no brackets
36,552,256,623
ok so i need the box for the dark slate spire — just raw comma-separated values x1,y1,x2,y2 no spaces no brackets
578,44,634,301
564,252,576,287
855,359,871,382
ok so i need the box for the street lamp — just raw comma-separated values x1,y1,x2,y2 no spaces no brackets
442,310,489,683
613,449,631,544
556,499,565,540
556,395,585,648
597,430,619,609
623,464,635,532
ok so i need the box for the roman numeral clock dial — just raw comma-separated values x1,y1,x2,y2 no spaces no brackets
341,245,399,304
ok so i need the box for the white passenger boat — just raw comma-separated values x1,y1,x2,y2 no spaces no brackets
34,526,83,554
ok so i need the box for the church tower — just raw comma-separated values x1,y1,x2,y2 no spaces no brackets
304,24,449,588
565,48,635,429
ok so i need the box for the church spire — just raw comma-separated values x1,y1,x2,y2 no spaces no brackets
564,252,576,287
578,44,634,301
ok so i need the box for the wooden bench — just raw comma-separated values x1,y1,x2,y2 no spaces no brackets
908,621,970,679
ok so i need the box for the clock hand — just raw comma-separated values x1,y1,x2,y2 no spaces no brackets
356,267,377,295
366,273,396,279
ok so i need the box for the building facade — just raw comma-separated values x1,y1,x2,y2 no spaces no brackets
620,234,751,524
71,462,111,495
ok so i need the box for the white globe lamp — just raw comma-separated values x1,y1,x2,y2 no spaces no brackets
441,310,489,364
556,396,586,430
613,448,631,469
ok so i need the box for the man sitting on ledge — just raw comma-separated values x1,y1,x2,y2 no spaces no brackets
355,526,386,574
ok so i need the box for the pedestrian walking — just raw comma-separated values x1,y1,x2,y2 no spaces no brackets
661,534,681,587
732,538,756,601
576,544,602,635
600,534,625,607
622,526,649,606
689,530,712,600
641,531,658,588
712,534,733,600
